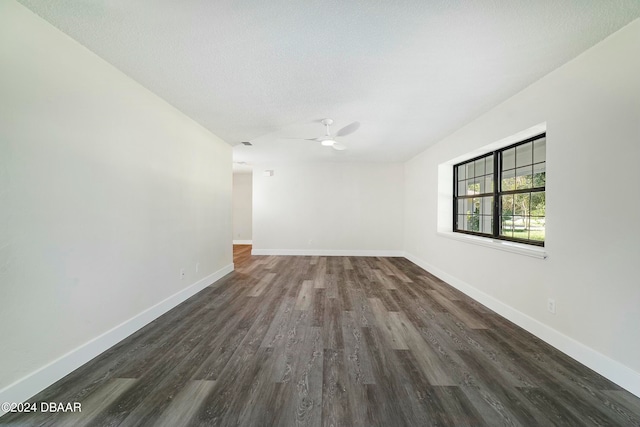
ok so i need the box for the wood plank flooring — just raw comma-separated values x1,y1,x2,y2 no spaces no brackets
2,246,640,426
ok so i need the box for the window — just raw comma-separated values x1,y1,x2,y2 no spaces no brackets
454,133,546,246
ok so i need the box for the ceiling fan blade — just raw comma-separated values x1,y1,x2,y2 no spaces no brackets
336,121,360,137
282,137,319,141
332,142,347,151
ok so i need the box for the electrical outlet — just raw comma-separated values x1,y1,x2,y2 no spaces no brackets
196,262,200,273
180,268,185,280
547,298,556,314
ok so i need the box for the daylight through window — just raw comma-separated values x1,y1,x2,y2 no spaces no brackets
453,133,546,246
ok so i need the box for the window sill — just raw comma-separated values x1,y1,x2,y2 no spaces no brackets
437,231,547,259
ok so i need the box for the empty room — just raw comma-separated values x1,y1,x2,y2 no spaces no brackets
1,1,640,425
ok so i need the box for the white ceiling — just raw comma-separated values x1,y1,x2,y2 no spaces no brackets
18,0,640,167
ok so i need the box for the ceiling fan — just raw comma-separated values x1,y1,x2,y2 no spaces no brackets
303,118,360,151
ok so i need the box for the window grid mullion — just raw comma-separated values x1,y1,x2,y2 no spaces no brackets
500,187,546,196
453,165,458,231
493,151,499,237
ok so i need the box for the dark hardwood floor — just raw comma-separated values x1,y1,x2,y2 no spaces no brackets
2,246,640,426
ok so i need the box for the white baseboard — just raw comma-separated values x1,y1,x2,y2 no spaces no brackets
0,263,234,416
403,252,640,398
251,248,404,257
233,240,252,245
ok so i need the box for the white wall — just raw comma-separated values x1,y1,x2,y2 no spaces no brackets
0,0,232,407
253,162,403,255
232,172,253,243
404,19,640,395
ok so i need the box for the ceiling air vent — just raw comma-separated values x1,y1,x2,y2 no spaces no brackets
241,141,252,146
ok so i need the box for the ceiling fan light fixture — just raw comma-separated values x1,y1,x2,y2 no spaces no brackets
320,138,336,146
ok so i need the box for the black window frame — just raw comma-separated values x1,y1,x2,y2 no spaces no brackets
453,133,546,247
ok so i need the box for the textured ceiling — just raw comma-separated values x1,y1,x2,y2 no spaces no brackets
17,0,640,165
